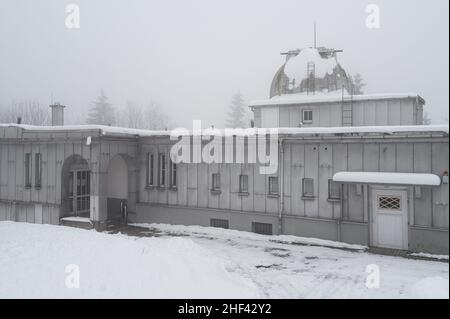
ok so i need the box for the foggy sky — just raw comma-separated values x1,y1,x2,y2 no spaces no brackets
0,0,448,128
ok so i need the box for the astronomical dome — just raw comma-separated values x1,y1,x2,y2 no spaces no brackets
270,47,351,98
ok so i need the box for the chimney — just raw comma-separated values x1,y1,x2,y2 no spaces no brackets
49,102,65,126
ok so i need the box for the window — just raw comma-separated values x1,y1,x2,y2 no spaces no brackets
302,178,314,198
268,176,279,195
35,153,42,188
170,159,177,188
302,110,313,123
68,172,74,212
210,218,229,229
212,173,221,190
76,170,90,212
252,222,273,235
68,170,90,215
146,153,154,186
378,195,401,210
25,153,32,188
158,153,166,186
239,174,248,193
328,179,340,200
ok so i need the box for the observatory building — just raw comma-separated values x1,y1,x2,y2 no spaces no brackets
0,46,448,254
250,47,425,128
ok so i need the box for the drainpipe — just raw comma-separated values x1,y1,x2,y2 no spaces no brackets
136,139,141,205
337,183,344,242
278,138,285,235
416,95,421,125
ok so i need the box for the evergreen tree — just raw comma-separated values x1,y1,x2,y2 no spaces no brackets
226,91,247,128
350,73,366,95
86,90,116,125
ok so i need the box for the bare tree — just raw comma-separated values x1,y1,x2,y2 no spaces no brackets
423,111,432,125
118,100,174,130
0,100,50,125
142,101,173,130
118,100,144,129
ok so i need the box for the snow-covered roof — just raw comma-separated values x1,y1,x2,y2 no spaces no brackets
277,125,449,136
283,47,338,85
333,172,442,186
270,47,351,97
249,92,425,107
0,123,448,138
0,124,170,137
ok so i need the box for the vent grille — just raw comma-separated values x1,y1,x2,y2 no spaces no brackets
378,196,401,210
210,218,229,229
252,222,273,235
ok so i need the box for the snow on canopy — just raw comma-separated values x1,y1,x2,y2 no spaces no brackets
333,172,442,186
283,47,338,87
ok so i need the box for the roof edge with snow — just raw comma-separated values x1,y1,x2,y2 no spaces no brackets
0,124,448,138
249,93,425,107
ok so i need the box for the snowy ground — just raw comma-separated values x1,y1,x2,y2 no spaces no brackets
0,221,448,299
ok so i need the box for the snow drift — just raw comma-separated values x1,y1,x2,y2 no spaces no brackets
0,222,259,298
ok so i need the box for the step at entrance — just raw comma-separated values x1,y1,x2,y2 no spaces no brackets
60,216,93,230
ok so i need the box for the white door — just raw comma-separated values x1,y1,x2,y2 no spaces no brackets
372,189,408,250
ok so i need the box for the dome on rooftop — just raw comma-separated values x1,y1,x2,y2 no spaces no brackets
270,47,351,98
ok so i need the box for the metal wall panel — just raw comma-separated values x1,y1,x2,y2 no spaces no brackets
431,143,449,228
363,144,379,171
388,100,402,125
253,163,266,213
290,144,305,216
379,144,396,172
304,144,319,217
318,144,333,219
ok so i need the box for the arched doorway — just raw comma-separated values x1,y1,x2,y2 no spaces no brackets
61,155,91,218
107,155,128,221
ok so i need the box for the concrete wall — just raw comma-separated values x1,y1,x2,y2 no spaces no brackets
132,204,279,234
409,226,449,254
0,200,59,225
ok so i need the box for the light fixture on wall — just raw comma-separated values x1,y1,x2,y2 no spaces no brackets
442,171,449,184
414,186,422,198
